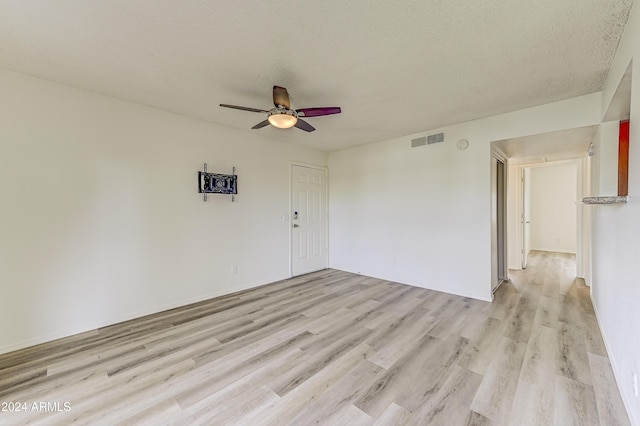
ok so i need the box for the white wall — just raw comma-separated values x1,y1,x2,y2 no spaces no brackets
506,163,522,270
0,69,326,355
590,121,620,196
590,2,640,423
328,93,601,302
580,157,591,284
529,163,577,253
576,158,589,282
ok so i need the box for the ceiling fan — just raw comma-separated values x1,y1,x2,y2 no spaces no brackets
220,86,341,132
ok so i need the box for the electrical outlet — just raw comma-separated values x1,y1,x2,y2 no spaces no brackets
633,373,639,398
232,265,238,275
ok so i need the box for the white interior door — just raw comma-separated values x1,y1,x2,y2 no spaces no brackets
291,165,327,276
522,168,531,268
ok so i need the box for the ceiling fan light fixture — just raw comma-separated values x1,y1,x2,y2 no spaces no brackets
220,86,340,133
268,109,298,129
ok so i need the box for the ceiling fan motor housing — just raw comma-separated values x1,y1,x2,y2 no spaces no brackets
267,108,298,128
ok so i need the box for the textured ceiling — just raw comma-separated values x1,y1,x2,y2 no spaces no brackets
0,1,634,151
493,126,597,164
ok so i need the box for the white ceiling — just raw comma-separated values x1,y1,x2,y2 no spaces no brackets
0,1,634,151
493,126,597,164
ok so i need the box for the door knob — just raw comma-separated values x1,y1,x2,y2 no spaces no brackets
293,224,299,228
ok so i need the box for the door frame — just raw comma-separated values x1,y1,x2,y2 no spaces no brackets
522,167,531,269
491,148,508,294
289,162,329,277
508,159,584,277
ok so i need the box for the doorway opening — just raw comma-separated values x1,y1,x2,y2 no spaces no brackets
520,161,579,273
492,125,596,291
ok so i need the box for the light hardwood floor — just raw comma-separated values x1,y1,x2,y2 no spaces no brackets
0,251,629,425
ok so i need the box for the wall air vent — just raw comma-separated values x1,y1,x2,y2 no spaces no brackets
427,132,445,144
411,136,427,148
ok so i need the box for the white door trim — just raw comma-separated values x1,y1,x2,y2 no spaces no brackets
289,162,329,277
491,149,508,294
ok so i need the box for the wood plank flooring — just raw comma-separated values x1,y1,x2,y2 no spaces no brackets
0,251,629,425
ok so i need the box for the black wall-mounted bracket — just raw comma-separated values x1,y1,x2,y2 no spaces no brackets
198,163,237,202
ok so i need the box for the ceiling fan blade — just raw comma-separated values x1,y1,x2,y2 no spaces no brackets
251,119,270,129
297,107,342,117
273,86,291,109
294,119,315,132
220,104,268,113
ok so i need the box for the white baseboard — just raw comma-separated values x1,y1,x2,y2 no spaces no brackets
330,268,494,302
0,274,288,356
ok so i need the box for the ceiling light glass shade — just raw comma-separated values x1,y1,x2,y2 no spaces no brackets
268,110,298,129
